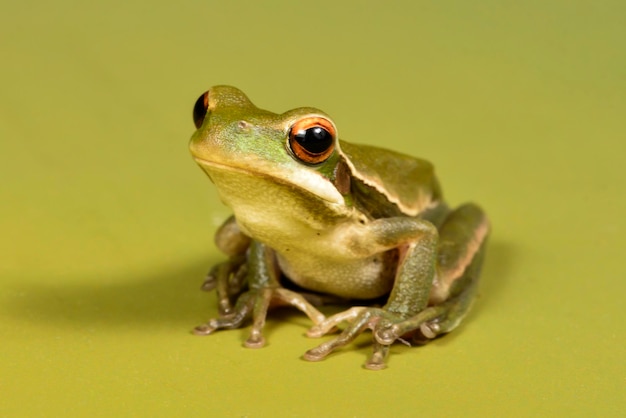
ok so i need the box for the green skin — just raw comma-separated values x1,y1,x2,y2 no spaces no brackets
189,86,489,370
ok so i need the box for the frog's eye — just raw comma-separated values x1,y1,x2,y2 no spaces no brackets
193,91,210,129
288,117,336,164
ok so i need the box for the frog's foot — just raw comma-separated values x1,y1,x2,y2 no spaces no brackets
372,306,448,346
201,256,247,315
304,307,406,370
303,304,466,369
375,282,479,346
194,287,326,348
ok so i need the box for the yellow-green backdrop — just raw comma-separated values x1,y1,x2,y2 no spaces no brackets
1,1,624,416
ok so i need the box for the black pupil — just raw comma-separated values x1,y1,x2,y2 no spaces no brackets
193,93,208,129
295,126,333,154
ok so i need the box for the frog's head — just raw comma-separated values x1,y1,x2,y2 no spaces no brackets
189,86,352,232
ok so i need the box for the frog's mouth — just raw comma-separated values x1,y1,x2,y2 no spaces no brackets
194,157,280,187
194,157,259,178
193,157,345,206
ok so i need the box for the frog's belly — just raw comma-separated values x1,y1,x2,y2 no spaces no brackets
276,250,398,299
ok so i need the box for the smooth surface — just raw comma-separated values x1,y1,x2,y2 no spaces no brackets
1,1,624,416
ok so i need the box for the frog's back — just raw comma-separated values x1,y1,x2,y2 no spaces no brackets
339,140,442,217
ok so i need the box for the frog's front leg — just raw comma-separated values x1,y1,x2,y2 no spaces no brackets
194,240,326,348
304,204,489,369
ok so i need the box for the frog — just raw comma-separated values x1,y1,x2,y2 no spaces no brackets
189,85,489,370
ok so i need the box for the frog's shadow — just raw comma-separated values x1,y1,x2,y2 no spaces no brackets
4,258,220,330
469,239,512,316
4,240,513,344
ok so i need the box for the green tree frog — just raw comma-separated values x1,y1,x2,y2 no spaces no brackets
189,86,489,370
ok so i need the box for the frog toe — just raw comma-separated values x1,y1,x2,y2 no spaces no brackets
302,345,331,362
243,332,266,348
304,320,371,361
192,313,248,336
364,341,389,370
419,321,441,339
193,293,254,336
192,322,218,336
193,317,244,335
306,307,365,338
373,324,401,345
303,323,367,362
200,273,217,292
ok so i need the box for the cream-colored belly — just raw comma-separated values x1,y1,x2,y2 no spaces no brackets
275,250,397,300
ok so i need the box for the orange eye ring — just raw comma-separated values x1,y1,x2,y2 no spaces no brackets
288,117,336,164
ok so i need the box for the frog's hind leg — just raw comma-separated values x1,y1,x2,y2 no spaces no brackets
375,203,489,345
415,245,485,343
424,203,488,336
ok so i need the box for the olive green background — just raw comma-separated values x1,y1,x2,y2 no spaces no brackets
1,1,624,417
